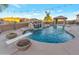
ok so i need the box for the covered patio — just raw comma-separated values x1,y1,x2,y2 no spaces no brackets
54,16,67,25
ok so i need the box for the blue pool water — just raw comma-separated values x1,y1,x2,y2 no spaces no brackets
28,26,74,43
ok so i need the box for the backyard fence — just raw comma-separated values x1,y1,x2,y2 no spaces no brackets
0,22,29,32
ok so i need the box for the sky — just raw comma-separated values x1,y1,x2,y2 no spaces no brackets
0,4,79,20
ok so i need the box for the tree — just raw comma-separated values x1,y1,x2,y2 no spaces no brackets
0,4,8,33
43,11,53,23
0,4,8,12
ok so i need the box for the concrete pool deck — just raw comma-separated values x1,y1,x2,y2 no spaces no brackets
0,25,79,55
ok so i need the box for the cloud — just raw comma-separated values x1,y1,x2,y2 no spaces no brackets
12,4,21,8
0,11,44,19
57,10,63,13
32,13,40,15
73,11,79,15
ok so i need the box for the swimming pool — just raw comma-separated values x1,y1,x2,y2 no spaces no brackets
28,26,74,43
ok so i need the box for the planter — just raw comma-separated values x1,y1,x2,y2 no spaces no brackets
6,33,17,39
16,39,32,51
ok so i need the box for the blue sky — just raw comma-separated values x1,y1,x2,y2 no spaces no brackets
0,4,79,20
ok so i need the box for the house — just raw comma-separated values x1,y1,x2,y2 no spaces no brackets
20,18,31,22
2,17,21,23
0,18,6,24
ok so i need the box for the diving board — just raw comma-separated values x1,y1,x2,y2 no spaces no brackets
6,32,32,45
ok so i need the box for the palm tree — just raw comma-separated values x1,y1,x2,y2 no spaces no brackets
0,4,8,33
0,4,8,12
